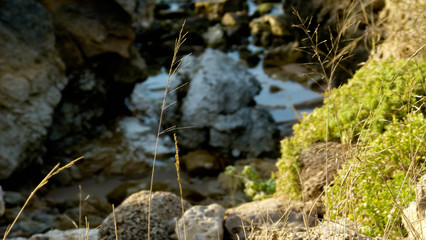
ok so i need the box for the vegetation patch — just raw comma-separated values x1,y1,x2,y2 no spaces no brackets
276,58,425,236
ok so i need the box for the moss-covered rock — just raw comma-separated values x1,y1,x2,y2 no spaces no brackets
326,112,425,237
276,58,425,200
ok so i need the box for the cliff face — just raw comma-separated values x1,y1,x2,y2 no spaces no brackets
0,0,66,179
0,0,155,179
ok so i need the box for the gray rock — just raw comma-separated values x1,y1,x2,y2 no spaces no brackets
178,49,278,157
0,186,4,217
29,229,99,240
176,204,225,240
99,191,191,240
0,0,66,179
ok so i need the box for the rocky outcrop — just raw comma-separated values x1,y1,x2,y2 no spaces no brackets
176,204,226,240
0,0,66,179
99,191,191,240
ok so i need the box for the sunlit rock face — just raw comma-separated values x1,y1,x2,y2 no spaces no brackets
0,0,66,179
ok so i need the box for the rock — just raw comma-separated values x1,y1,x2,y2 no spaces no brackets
209,107,278,157
221,12,249,27
403,174,426,239
99,191,191,240
48,0,134,59
203,24,226,49
178,49,279,157
29,229,99,240
263,42,301,68
97,47,148,84
69,116,175,177
0,0,66,179
299,142,351,200
181,150,221,177
238,47,261,68
114,0,156,29
176,204,225,240
194,0,246,21
249,15,289,47
224,197,318,240
0,186,4,217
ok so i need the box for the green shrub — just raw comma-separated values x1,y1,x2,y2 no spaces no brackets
276,59,426,199
326,112,426,237
225,165,276,200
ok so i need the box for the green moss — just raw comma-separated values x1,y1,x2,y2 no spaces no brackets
276,59,426,199
326,112,426,237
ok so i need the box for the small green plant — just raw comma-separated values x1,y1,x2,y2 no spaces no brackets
225,165,276,201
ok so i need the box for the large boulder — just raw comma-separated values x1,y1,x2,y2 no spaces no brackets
0,0,66,179
129,49,279,158
178,49,279,157
99,191,191,240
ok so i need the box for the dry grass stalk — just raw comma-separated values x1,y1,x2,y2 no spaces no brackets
1,156,84,240
174,133,187,240
147,21,188,240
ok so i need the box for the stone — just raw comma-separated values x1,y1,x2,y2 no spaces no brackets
181,150,221,177
68,116,175,177
29,229,99,240
250,15,289,37
99,191,191,240
178,49,279,157
194,0,246,21
114,0,156,29
202,24,226,49
0,186,4,217
263,42,301,68
221,12,248,27
49,0,134,58
0,0,66,179
224,197,317,240
299,142,351,200
402,174,426,240
176,204,225,240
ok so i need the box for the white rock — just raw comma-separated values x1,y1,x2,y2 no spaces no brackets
29,229,98,240
176,204,225,240
403,175,426,239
